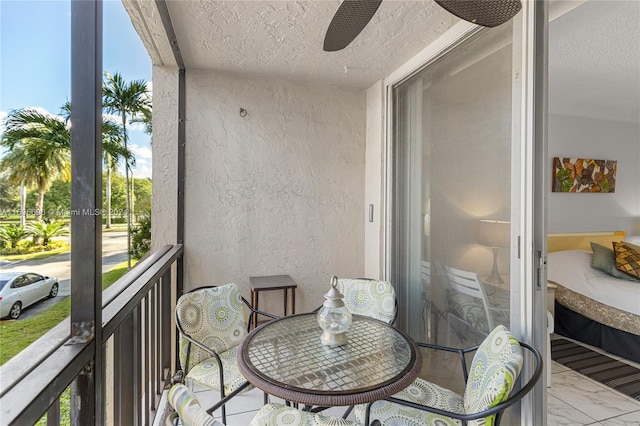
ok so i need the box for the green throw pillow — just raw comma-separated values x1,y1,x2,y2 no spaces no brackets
590,242,640,282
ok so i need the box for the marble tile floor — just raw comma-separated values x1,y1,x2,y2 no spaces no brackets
547,336,640,426
186,338,640,426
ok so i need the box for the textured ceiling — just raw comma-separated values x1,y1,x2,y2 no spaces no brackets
549,0,640,123
126,1,639,121
129,0,458,89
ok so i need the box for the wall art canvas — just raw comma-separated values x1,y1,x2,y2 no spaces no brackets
552,157,617,193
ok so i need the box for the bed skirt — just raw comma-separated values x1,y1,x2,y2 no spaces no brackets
554,301,640,364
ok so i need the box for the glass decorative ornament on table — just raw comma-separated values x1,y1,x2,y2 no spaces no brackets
317,276,352,346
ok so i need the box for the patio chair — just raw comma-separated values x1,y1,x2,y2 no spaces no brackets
315,277,397,419
335,278,397,324
165,384,375,426
442,265,509,345
165,383,223,426
355,325,543,426
175,283,278,424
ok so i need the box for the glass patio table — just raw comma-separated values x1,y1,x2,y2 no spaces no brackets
237,313,422,407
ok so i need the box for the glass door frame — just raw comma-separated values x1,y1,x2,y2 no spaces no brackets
376,2,548,424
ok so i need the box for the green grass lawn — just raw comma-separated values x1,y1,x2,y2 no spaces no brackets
0,261,135,365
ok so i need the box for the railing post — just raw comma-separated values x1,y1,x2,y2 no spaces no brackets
143,296,150,420
134,305,143,425
161,269,172,380
70,0,103,424
149,285,158,408
46,397,60,426
114,313,135,424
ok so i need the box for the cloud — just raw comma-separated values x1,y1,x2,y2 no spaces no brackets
103,112,148,132
118,154,151,179
132,162,152,179
128,122,147,132
129,155,151,178
130,143,152,160
127,143,152,178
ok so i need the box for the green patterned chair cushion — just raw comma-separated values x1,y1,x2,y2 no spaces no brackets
354,378,464,425
184,346,249,395
463,325,523,425
166,384,223,426
336,278,396,323
250,403,360,426
356,326,523,426
176,283,248,372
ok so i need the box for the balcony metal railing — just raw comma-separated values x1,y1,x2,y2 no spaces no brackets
0,244,183,425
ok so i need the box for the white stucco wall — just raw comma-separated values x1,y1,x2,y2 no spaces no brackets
151,70,366,313
151,66,179,249
548,114,640,235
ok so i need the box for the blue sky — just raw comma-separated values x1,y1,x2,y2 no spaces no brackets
0,0,153,178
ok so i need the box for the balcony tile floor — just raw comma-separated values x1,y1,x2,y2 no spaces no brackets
189,337,640,425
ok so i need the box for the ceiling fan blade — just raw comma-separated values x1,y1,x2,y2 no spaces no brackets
435,0,522,27
323,0,383,52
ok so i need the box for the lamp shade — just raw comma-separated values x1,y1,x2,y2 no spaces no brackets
478,220,510,248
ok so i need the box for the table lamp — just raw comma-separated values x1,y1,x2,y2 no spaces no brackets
478,220,510,284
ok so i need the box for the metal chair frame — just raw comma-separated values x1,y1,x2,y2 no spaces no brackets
175,285,279,424
363,339,543,426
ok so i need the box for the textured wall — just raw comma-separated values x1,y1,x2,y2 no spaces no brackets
177,70,366,313
548,114,640,235
151,66,179,249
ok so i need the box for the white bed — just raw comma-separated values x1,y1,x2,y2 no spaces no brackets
547,249,640,316
547,232,640,363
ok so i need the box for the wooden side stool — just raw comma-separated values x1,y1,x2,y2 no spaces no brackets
249,275,297,329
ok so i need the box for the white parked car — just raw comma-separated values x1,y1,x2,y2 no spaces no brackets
0,272,59,319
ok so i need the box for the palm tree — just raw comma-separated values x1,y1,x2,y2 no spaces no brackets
62,101,131,228
0,109,71,221
103,72,151,267
132,106,152,136
2,161,30,226
26,221,68,246
0,224,28,249
102,119,132,228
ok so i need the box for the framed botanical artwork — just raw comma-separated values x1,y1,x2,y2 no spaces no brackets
552,157,617,193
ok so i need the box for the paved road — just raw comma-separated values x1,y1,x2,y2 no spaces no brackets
1,231,129,320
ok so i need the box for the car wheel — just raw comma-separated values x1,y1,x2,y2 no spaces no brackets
49,282,59,298
9,302,21,320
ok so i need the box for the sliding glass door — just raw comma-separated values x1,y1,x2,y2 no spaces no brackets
391,22,516,345
388,3,547,423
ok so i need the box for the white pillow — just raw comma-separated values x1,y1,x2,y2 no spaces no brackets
625,236,640,245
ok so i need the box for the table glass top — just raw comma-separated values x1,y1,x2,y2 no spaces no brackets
242,314,414,394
